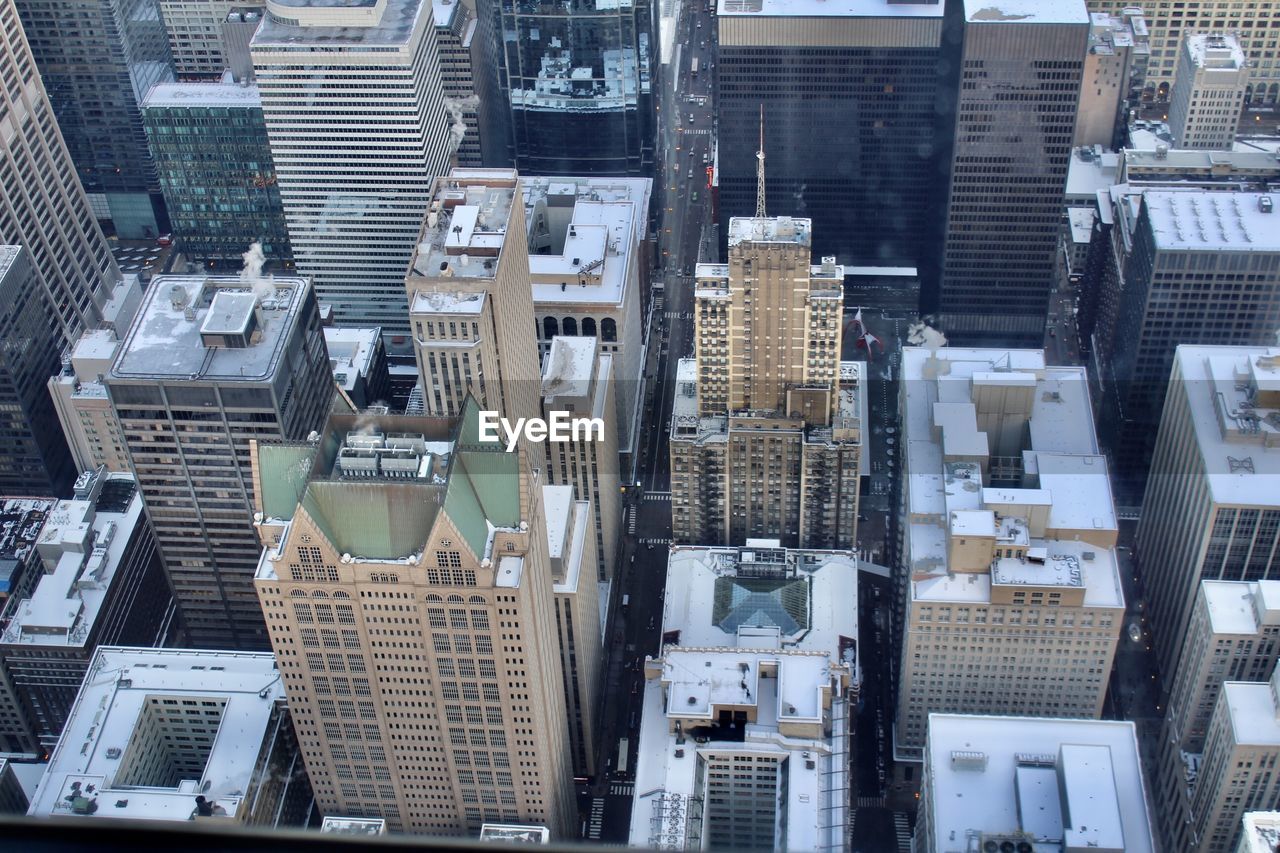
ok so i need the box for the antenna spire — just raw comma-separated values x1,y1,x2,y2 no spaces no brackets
755,104,766,219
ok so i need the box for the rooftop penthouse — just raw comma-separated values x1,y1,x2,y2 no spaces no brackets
409,169,519,283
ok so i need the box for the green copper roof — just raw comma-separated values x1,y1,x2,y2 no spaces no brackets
257,443,319,520
442,397,522,556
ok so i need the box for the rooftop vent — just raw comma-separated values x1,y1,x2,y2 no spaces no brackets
951,750,988,772
168,284,189,310
1260,196,1274,214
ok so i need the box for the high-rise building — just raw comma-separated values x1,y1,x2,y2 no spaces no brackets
1074,10,1149,149
1086,0,1279,106
159,0,238,78
670,217,862,550
0,246,77,495
142,80,291,266
324,327,391,410
27,646,315,827
1164,668,1280,852
927,0,1089,345
715,0,945,267
541,336,619,582
1168,34,1248,151
0,0,121,339
1093,192,1280,502
0,469,170,753
1239,812,1280,853
915,715,1156,853
1137,346,1280,686
488,0,654,175
0,497,54,754
251,404,575,836
48,331,132,475
524,175,650,457
895,347,1123,758
251,0,451,330
104,274,332,650
628,542,857,852
433,0,482,167
14,0,174,238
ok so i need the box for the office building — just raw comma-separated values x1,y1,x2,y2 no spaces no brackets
0,247,77,495
434,0,481,167
251,0,451,331
15,0,173,237
27,646,314,827
1087,0,1279,105
1094,192,1280,501
1169,34,1249,151
142,80,291,266
915,715,1156,853
1239,813,1280,853
541,336,619,582
716,0,945,267
0,469,170,752
490,0,653,175
251,403,575,836
324,327,390,411
0,497,54,754
1138,346,1280,687
0,0,122,339
928,0,1089,345
48,331,136,476
104,274,332,650
670,217,863,550
543,485,601,778
895,347,1124,757
629,543,857,852
1163,667,1280,853
525,175,650,458
406,170,544,440
160,0,238,78
1119,147,1280,189
1075,10,1150,149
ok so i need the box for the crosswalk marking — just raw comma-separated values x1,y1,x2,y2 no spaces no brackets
586,797,605,840
894,813,911,852
628,506,637,535
643,492,671,502
639,537,671,546
610,783,634,797
681,128,712,135
856,795,885,808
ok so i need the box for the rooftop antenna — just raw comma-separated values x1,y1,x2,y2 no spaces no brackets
755,104,766,219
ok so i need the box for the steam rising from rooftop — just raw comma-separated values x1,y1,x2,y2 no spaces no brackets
239,242,275,304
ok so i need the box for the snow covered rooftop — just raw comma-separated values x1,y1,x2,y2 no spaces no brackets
727,216,811,248
1202,580,1280,636
1172,346,1280,508
410,170,518,280
254,0,425,47
1240,812,1280,853
142,81,261,109
1065,148,1120,199
541,336,597,400
324,327,381,392
1185,33,1247,70
1,472,145,648
963,0,1089,25
1067,208,1096,245
1223,677,1280,747
29,647,286,823
111,275,310,382
717,0,942,18
923,715,1154,853
1142,191,1280,252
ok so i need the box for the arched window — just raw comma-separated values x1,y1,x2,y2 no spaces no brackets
333,591,350,599
601,317,617,342
468,595,486,604
1269,83,1280,103
563,317,578,336
582,317,597,337
447,594,465,603
543,316,558,339
311,590,329,598
290,589,307,597
426,594,444,603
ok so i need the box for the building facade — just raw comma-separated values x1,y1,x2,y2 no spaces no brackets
1169,33,1248,150
105,274,332,650
48,331,131,475
159,0,237,78
715,0,945,267
1137,346,1280,687
1074,9,1150,149
928,0,1088,345
142,80,292,267
14,0,173,237
251,0,451,331
0,469,169,752
670,217,862,550
433,0,481,167
895,348,1123,758
0,497,53,754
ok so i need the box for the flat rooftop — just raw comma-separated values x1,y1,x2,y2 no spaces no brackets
717,0,942,18
1173,346,1280,508
110,274,310,382
1123,147,1280,176
963,0,1089,25
1224,680,1280,747
1240,812,1280,853
1,473,144,648
324,327,380,392
924,715,1154,853
541,336,596,400
29,647,286,822
409,170,518,281
142,81,261,109
1202,580,1280,636
254,0,424,47
1143,192,1280,252
727,216,812,248
1065,148,1120,198
1185,32,1246,69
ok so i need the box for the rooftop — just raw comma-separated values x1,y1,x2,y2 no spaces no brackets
1185,33,1247,70
1065,147,1120,199
1202,580,1280,636
1067,208,1096,245
963,0,1089,25
323,327,381,393
924,715,1154,853
409,170,518,282
1142,192,1280,252
320,816,387,835
726,216,812,248
716,0,942,18
142,81,261,109
1122,147,1280,177
254,0,425,48
1,471,145,648
1240,812,1280,853
0,497,54,597
1223,679,1280,747
110,275,310,382
1172,346,1280,507
29,647,286,822
541,336,597,400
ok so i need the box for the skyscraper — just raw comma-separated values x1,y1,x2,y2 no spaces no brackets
715,0,945,266
104,274,332,650
926,0,1088,345
433,0,482,167
251,0,451,330
14,0,174,238
1168,33,1249,151
159,0,238,78
487,0,654,175
670,217,862,549
1073,9,1149,149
